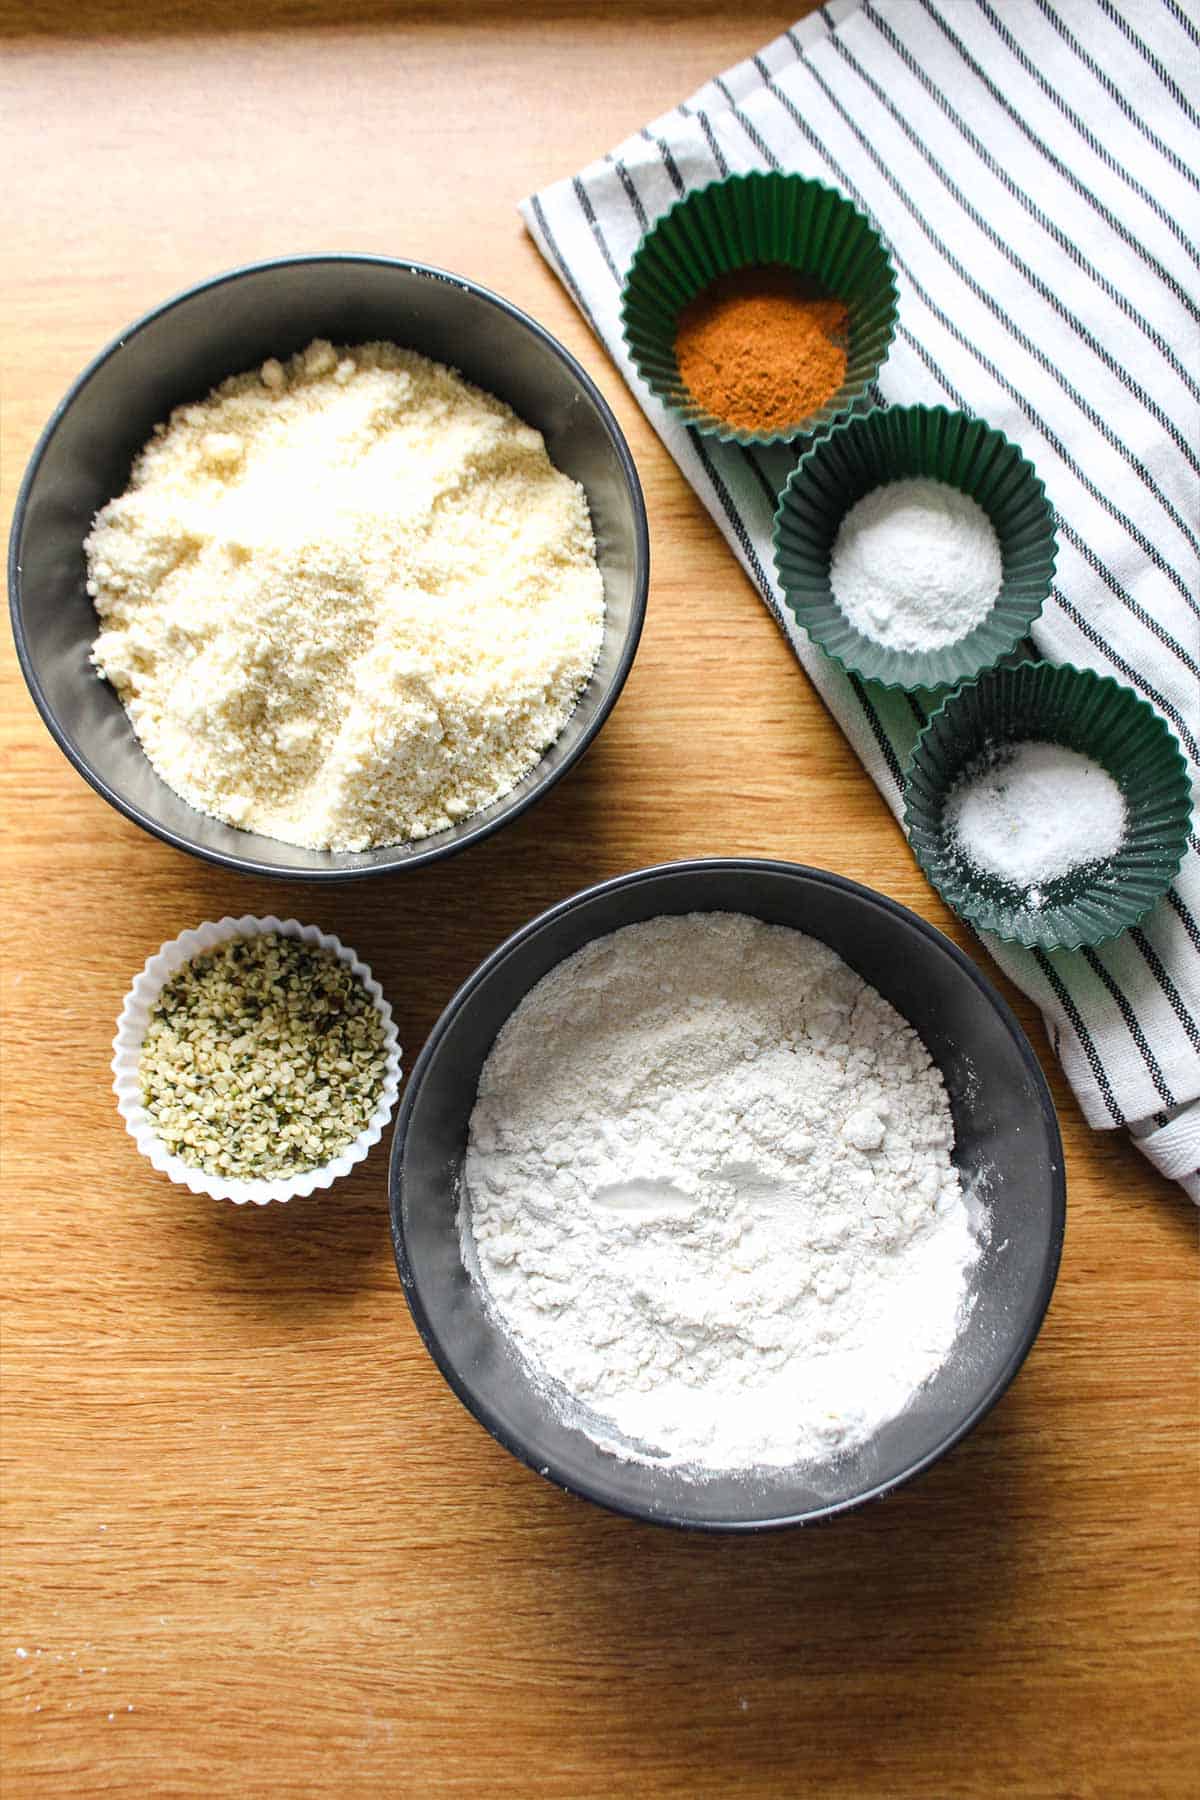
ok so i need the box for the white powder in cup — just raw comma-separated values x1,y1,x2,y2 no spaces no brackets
830,476,1002,652
946,739,1127,894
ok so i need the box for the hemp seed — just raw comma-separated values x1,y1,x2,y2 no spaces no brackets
139,933,388,1179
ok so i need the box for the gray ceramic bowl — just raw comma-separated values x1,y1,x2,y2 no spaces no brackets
8,255,649,879
390,859,1066,1531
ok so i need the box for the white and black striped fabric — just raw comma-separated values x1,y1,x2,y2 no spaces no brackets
521,0,1200,1201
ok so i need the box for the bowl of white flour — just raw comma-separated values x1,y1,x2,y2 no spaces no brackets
390,859,1065,1530
9,256,649,877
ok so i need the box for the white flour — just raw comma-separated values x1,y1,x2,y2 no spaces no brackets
461,913,980,1472
830,476,1002,652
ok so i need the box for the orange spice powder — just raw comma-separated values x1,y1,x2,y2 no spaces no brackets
674,266,849,434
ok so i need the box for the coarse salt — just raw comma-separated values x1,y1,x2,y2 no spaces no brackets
946,740,1127,894
830,476,1002,652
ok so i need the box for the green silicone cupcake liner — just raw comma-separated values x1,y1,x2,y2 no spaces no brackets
904,661,1193,951
619,171,898,446
773,404,1058,692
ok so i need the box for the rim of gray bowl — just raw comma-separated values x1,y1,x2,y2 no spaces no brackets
7,253,651,881
389,856,1067,1532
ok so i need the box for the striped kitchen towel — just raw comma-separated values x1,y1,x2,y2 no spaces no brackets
521,0,1200,1201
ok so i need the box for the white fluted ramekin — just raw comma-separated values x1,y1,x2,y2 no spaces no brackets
113,914,402,1205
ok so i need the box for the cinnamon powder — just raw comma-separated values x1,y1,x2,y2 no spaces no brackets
674,266,849,434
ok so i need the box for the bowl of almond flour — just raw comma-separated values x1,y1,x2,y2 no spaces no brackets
390,859,1066,1531
9,255,649,877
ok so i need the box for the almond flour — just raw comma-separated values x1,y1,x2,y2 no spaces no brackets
88,341,605,851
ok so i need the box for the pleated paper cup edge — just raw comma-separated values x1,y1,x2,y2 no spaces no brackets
112,915,402,1206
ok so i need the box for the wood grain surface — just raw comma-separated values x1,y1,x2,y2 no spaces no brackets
2,5,1196,1796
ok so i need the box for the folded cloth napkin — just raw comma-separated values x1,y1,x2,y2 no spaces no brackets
521,0,1200,1202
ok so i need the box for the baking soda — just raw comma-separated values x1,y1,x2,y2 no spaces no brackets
830,476,1002,652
